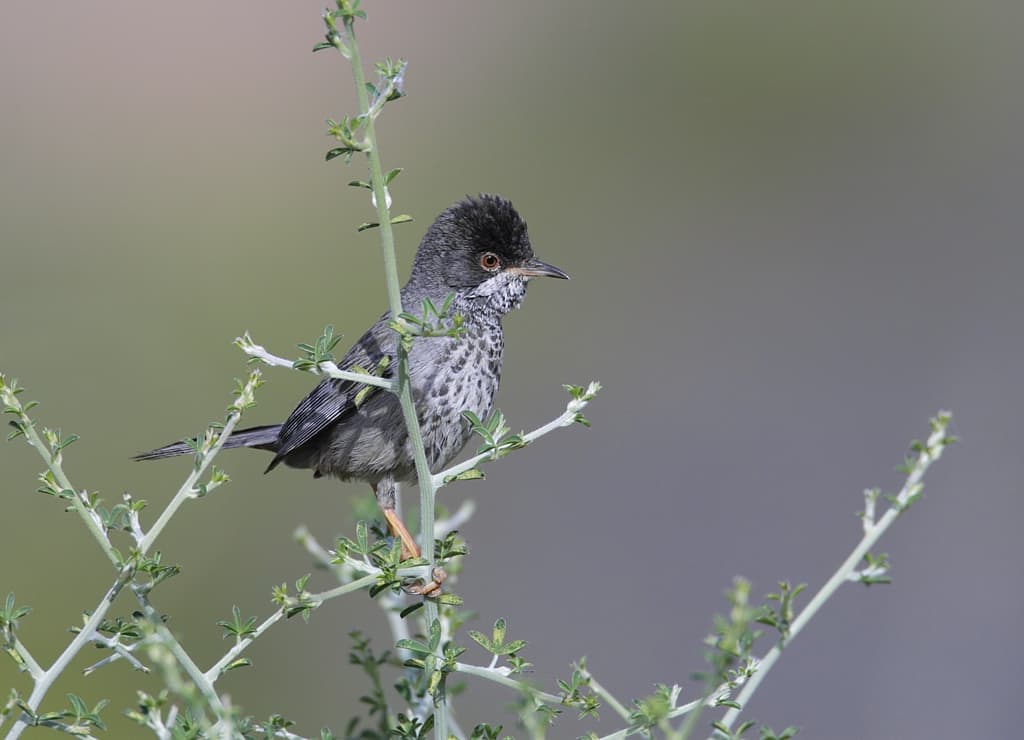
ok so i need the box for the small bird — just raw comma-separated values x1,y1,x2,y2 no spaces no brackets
136,195,568,591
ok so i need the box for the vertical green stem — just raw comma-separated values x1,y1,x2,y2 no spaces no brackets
341,16,448,740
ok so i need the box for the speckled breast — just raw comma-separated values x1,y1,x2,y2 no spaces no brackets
413,318,505,472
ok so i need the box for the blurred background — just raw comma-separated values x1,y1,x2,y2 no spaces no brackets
2,1,1022,738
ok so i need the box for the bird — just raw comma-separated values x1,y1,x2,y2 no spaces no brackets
136,194,568,593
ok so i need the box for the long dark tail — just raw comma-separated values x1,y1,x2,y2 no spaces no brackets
133,424,282,461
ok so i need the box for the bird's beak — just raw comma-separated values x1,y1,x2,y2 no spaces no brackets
509,258,570,280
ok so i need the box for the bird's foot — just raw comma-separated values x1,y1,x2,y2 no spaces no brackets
404,567,447,598
381,508,448,596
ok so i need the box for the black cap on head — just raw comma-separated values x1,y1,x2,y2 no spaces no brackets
409,194,534,291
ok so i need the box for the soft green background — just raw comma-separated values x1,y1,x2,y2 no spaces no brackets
2,2,1022,738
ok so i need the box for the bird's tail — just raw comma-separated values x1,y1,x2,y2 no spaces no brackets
133,424,281,461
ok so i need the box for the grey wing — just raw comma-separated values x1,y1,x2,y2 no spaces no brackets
266,314,392,471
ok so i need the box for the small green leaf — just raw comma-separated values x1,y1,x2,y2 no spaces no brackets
353,386,372,408
356,521,369,555
66,693,88,716
312,42,333,53
468,630,494,653
399,602,424,619
395,638,432,656
492,618,507,645
446,468,484,483
428,618,442,650
500,639,526,655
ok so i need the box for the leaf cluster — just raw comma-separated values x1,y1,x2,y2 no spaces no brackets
395,619,468,705
271,574,317,621
390,295,465,352
12,692,108,736
463,410,527,459
294,325,344,372
333,521,464,607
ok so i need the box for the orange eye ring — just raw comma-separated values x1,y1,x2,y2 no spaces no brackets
479,252,501,271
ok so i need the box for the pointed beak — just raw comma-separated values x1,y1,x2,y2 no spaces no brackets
509,258,570,280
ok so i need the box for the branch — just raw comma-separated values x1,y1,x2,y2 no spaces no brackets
137,596,228,721
236,333,396,391
710,412,954,738
453,663,564,706
5,571,133,739
138,370,261,554
433,382,601,490
82,636,149,676
595,696,712,740
6,637,44,683
0,376,120,568
577,664,631,723
205,567,428,684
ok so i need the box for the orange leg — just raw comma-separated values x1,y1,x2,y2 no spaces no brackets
373,484,446,597
383,508,422,561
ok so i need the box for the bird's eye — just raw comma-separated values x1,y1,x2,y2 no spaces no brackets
479,252,501,271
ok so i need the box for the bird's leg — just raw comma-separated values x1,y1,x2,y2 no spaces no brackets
383,508,421,560
373,482,446,597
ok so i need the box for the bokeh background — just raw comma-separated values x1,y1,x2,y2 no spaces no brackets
2,2,1022,738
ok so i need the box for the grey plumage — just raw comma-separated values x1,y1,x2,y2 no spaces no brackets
136,195,567,554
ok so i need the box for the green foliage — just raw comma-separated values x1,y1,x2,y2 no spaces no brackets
556,667,600,720
857,552,893,585
469,723,504,740
13,693,109,735
134,551,182,594
217,606,258,642
357,214,414,233
760,725,800,740
756,582,807,640
390,295,466,352
0,593,31,633
351,356,391,408
468,618,526,658
294,325,344,372
563,382,602,426
463,409,527,458
272,574,317,621
629,683,681,735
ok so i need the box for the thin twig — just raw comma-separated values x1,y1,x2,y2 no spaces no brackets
8,637,44,683
237,335,396,391
0,382,120,568
433,383,599,490
577,665,631,722
138,371,262,554
454,662,564,705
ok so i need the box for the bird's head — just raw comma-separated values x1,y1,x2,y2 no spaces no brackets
407,194,568,315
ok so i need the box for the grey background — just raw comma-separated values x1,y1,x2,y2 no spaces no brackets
2,2,1022,738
